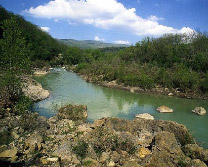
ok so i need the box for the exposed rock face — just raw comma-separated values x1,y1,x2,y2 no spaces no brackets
22,78,50,101
1,104,208,167
157,105,174,113
135,113,154,120
192,107,206,115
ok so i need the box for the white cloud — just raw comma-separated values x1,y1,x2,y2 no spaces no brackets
178,27,195,34
40,27,50,32
114,40,130,45
148,15,164,22
25,0,193,36
94,36,105,41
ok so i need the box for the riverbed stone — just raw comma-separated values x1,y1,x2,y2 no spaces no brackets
157,106,173,113
0,147,17,158
137,130,153,147
192,107,206,115
137,147,151,158
190,159,207,167
135,113,154,120
34,70,48,75
100,152,110,163
25,132,43,153
11,131,19,139
108,160,116,167
168,93,173,96
123,161,142,167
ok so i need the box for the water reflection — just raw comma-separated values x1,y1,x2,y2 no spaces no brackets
33,68,208,148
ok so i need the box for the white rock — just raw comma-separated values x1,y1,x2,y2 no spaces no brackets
22,78,50,101
108,161,116,167
34,70,48,75
192,107,206,116
135,113,154,120
168,93,173,96
0,147,17,158
11,131,19,139
157,106,173,113
130,88,135,93
46,157,59,162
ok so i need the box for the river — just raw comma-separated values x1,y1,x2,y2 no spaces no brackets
33,68,208,148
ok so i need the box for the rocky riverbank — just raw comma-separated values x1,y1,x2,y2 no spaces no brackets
22,77,50,102
0,104,208,167
75,72,208,100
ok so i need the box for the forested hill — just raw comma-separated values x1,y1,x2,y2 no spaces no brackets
0,6,64,64
58,39,128,49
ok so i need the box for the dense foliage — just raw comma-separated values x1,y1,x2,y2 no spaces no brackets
0,6,64,111
74,33,208,94
0,17,32,110
0,6,65,67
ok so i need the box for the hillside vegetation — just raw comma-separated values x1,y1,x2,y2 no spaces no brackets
0,6,66,111
0,6,65,67
73,33,208,97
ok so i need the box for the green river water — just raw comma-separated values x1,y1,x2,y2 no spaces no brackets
33,68,208,148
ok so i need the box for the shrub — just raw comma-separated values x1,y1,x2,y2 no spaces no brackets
19,111,38,131
14,96,33,115
75,63,89,72
91,127,137,156
200,72,208,92
171,65,200,91
72,140,88,159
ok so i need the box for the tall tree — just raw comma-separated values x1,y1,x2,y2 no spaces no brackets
0,17,32,109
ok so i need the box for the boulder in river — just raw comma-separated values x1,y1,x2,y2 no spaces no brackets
135,113,154,120
157,106,173,113
22,78,50,101
192,107,206,116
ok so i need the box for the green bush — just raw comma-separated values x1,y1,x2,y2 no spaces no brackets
200,72,208,92
14,96,33,115
19,111,39,131
75,63,89,72
171,65,200,91
91,127,136,156
72,140,88,159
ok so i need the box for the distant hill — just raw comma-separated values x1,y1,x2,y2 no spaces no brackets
58,39,129,49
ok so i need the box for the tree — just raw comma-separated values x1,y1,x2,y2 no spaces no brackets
0,17,32,109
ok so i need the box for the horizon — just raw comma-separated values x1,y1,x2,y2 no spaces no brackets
0,0,208,45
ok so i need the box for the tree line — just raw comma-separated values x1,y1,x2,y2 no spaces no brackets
74,33,208,94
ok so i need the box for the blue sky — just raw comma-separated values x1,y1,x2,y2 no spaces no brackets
0,0,207,44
